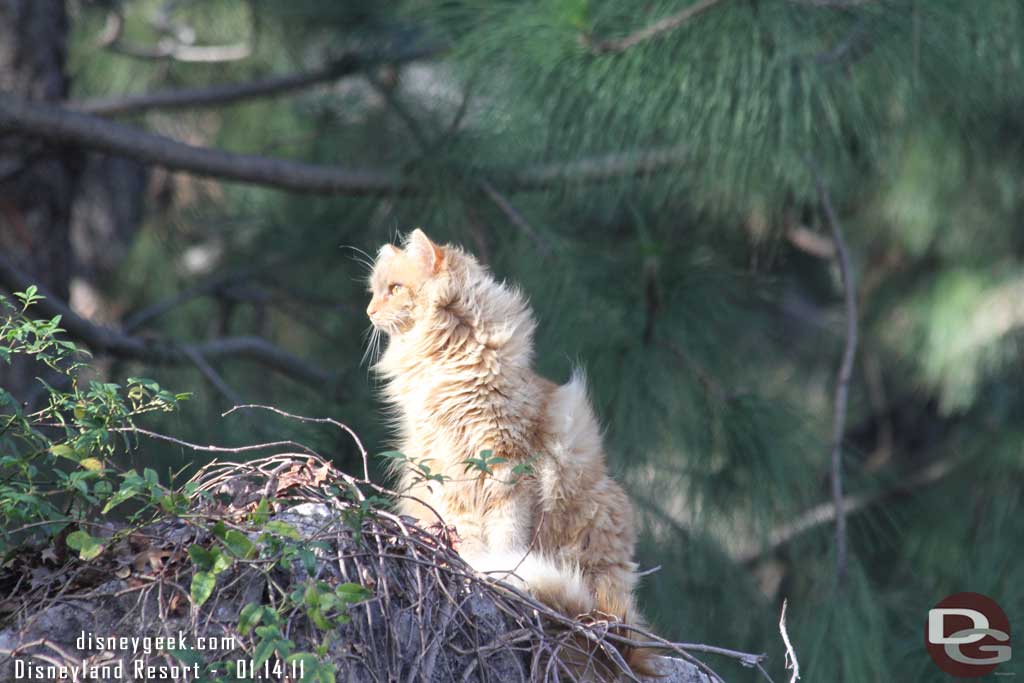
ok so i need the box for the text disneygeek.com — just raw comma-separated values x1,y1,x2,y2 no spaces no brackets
8,630,306,681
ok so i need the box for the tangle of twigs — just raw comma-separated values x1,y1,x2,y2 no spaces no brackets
1,410,769,682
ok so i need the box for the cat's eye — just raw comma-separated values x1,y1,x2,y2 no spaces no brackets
388,283,404,295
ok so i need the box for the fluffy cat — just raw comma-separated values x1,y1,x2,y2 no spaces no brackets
367,229,655,678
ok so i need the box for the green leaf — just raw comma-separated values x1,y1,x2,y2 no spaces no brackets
167,647,205,667
222,529,256,558
102,480,142,514
189,545,217,571
251,498,270,525
191,571,216,607
264,520,301,539
299,548,317,575
66,530,104,560
78,457,103,472
50,444,76,460
303,582,321,608
238,603,265,636
252,633,278,667
335,583,371,603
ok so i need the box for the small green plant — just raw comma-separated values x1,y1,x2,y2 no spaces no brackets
380,448,536,490
0,289,189,559
464,449,536,484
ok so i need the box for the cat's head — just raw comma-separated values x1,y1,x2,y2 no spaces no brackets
366,229,447,335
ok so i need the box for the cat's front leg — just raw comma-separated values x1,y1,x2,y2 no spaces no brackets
482,484,535,558
456,483,535,581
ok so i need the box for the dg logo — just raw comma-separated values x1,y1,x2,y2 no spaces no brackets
926,592,1012,678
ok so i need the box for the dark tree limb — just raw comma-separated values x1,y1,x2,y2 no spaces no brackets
122,264,277,333
587,0,727,55
180,345,245,407
0,256,336,394
0,93,409,196
0,93,690,196
813,168,859,589
71,47,438,117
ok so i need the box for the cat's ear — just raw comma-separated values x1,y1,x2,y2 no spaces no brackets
378,244,399,259
408,229,445,274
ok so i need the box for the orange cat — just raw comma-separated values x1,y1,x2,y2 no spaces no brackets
367,229,654,678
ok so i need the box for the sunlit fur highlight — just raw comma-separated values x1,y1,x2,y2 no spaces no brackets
367,229,655,679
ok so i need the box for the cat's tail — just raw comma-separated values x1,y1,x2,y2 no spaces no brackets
468,551,662,680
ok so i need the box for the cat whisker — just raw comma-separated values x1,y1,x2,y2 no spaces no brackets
340,245,377,273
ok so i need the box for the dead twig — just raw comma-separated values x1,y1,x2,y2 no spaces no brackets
222,404,371,481
779,599,800,683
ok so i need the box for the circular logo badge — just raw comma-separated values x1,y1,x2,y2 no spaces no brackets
925,592,1011,678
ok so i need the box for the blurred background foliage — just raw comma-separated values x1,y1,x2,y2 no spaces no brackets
2,0,1023,680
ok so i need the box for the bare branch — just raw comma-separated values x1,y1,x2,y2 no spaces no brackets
737,454,957,564
0,94,690,196
180,345,246,406
71,47,435,117
0,256,337,394
588,0,727,55
222,404,371,481
478,180,554,255
0,93,409,196
813,167,859,589
122,264,275,332
779,600,800,683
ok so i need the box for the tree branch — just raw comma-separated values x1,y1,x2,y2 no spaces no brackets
0,93,409,195
122,263,282,333
812,168,859,589
498,145,691,190
588,0,727,55
71,47,438,117
0,93,690,196
477,180,553,255
0,256,336,394
737,454,957,565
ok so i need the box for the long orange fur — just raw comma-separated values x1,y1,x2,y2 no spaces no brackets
366,230,657,679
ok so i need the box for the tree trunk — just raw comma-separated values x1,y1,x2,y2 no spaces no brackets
0,0,80,403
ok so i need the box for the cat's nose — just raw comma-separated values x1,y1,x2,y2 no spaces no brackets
366,301,378,317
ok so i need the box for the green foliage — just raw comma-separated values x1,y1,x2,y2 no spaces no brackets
0,291,189,558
